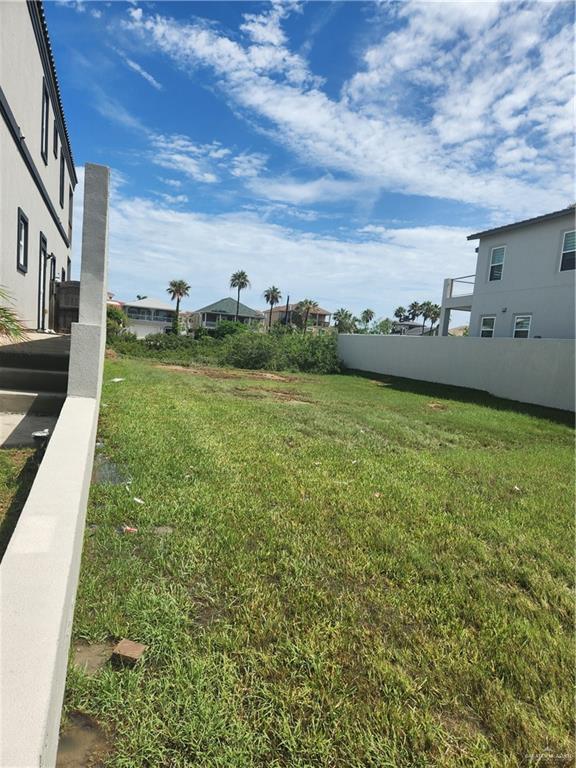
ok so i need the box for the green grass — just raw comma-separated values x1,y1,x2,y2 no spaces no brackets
0,447,36,561
64,358,575,767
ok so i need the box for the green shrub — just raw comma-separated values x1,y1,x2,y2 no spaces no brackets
222,333,274,369
106,305,128,340
208,320,250,339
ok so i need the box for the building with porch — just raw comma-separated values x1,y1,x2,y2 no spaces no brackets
263,303,331,330
0,1,77,331
192,297,264,329
439,206,575,339
123,297,176,338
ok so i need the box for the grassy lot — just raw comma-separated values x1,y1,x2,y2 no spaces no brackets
64,358,574,767
0,448,36,561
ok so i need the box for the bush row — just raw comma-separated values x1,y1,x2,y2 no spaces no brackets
108,328,340,374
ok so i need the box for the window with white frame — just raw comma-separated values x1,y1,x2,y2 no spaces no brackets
41,80,49,164
489,246,505,281
480,316,495,337
513,315,531,338
17,209,29,274
560,230,575,271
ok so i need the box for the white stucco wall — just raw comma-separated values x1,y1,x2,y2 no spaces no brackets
127,320,172,338
338,335,575,412
469,214,575,339
0,1,74,328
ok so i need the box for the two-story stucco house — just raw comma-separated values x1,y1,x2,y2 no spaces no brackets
0,1,77,331
123,297,176,338
439,205,575,339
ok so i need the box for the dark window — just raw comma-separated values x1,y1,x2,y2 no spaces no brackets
68,186,73,241
67,256,72,280
53,118,58,158
59,152,65,208
513,315,531,339
41,80,49,164
61,267,66,282
560,230,575,271
489,246,505,281
17,209,29,273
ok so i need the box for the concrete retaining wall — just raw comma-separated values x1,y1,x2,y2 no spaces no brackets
338,335,575,412
0,164,109,767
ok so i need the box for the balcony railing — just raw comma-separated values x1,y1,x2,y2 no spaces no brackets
448,274,475,298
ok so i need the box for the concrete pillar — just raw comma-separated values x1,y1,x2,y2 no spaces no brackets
67,164,110,399
438,278,452,337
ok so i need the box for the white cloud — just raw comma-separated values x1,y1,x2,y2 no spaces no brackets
249,175,372,205
115,49,163,90
124,2,574,219
230,152,268,178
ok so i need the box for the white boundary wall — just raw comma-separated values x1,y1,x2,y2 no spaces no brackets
338,335,575,412
0,164,109,767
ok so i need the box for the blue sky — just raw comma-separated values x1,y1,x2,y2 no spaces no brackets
47,0,574,317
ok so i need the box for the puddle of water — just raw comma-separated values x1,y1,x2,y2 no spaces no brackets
73,642,113,676
56,712,109,767
91,453,130,486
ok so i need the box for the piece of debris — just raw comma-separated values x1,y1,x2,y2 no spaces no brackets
110,378,125,383
112,638,147,666
32,428,50,439
374,492,381,498
133,497,144,505
513,485,522,493
118,525,138,534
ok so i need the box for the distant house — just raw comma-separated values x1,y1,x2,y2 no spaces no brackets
263,303,331,329
390,321,426,336
439,205,575,338
123,297,175,338
192,297,264,329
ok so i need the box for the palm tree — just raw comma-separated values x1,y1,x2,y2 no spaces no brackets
393,306,407,322
419,300,434,334
263,286,282,329
230,270,250,321
166,279,191,331
428,303,441,333
333,308,357,334
360,308,375,330
296,299,319,333
408,301,422,322
0,286,25,341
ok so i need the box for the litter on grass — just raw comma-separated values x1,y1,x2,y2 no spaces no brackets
110,378,125,383
133,497,145,505
118,525,138,534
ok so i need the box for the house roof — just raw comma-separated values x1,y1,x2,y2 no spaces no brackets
265,303,331,315
194,297,263,318
123,297,175,311
467,205,575,241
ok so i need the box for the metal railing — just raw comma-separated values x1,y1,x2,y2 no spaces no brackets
448,274,475,298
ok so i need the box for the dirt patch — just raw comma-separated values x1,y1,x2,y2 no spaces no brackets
232,387,313,404
158,364,297,382
154,525,174,536
73,642,114,676
56,712,110,767
427,401,448,411
104,348,118,360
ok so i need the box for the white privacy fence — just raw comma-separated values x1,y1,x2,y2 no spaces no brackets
338,335,575,412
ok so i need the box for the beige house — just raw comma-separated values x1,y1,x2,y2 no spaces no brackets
263,303,331,330
0,1,77,331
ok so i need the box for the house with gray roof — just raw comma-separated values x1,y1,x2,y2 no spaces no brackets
192,297,264,329
123,296,176,338
439,205,575,339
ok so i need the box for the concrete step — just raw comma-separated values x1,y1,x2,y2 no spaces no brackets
0,389,66,415
0,367,68,394
0,350,69,372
